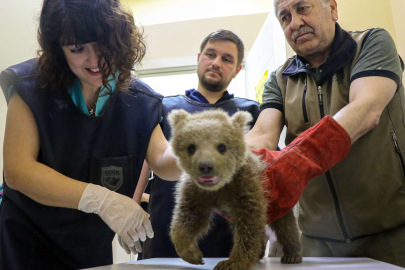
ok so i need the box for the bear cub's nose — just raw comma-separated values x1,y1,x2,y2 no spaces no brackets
198,161,214,175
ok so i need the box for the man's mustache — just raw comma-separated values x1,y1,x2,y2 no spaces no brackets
291,25,315,42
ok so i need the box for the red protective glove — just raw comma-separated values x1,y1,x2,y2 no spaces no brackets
253,116,351,224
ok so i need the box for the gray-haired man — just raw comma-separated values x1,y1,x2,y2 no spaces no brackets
246,0,405,267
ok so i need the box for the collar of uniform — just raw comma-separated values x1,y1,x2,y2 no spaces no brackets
282,23,357,85
185,88,234,104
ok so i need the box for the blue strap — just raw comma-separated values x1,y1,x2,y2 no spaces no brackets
0,182,3,205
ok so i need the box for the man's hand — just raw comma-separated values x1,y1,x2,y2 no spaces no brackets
246,108,284,150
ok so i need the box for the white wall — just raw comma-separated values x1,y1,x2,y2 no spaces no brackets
245,10,286,101
0,0,43,182
127,0,270,75
0,0,41,71
391,0,405,61
141,13,268,62
244,7,288,148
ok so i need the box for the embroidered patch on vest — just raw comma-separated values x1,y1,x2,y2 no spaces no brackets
101,166,123,191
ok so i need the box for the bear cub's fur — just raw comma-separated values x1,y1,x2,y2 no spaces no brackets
169,109,301,270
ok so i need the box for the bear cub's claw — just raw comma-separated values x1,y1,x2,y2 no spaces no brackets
214,259,252,270
281,253,302,264
176,243,204,265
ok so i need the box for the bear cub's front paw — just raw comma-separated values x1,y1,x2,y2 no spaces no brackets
281,252,302,264
214,259,253,270
175,241,204,265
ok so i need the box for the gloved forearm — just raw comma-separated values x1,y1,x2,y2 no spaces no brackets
253,116,351,223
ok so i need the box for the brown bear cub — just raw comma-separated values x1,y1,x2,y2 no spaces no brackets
168,109,302,270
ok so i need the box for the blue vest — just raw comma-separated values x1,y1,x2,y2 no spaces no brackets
143,94,259,259
0,59,162,269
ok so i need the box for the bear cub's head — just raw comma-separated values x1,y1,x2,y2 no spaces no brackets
168,109,252,191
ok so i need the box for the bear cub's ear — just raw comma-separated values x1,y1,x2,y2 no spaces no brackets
231,111,253,130
168,109,190,130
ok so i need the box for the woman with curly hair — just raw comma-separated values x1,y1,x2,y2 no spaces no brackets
0,0,180,269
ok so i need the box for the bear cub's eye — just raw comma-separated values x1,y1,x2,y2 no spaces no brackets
217,143,227,153
187,144,196,154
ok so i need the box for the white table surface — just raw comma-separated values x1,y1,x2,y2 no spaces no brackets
83,257,404,269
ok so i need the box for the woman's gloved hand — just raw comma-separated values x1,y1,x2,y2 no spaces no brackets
118,236,142,255
78,184,154,249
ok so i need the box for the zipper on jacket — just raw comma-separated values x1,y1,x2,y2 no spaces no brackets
391,131,405,176
318,85,325,118
318,83,349,240
325,171,350,241
302,78,309,123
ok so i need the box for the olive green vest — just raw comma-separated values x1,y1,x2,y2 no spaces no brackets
276,29,405,242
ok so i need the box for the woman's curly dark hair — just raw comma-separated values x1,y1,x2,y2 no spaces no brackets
37,0,145,93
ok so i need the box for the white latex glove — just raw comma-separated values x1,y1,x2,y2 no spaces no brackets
118,236,142,255
78,184,154,248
